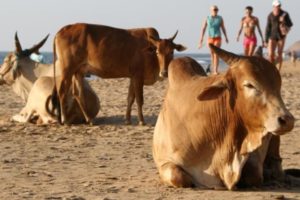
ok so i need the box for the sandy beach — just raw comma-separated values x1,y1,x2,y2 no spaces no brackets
0,60,299,200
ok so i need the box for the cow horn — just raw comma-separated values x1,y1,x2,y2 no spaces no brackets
27,34,50,54
209,44,240,65
15,32,22,54
169,30,178,41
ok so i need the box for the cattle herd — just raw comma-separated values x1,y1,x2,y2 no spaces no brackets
0,23,298,190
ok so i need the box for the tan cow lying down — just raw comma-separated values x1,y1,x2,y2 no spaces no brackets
0,33,54,101
153,45,295,190
12,76,99,124
0,33,100,124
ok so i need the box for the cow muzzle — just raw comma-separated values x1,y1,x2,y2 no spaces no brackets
272,112,295,135
159,69,168,78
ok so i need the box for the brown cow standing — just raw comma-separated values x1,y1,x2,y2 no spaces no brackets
153,45,295,190
52,23,186,125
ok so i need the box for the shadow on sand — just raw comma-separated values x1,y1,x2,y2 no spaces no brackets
92,114,158,126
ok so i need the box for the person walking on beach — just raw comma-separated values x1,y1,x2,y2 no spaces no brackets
265,0,293,71
236,6,264,56
198,5,229,75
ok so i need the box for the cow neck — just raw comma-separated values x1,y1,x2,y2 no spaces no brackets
11,77,32,102
216,123,249,190
216,103,269,189
211,93,250,190
13,59,51,101
143,51,160,85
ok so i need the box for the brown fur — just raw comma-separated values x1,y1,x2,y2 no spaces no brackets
153,46,295,190
52,23,186,125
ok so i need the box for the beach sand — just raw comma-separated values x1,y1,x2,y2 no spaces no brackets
0,61,299,200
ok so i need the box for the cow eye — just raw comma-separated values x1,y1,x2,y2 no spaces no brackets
244,83,255,89
243,82,262,95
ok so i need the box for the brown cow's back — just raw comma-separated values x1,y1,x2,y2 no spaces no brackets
56,23,145,78
168,57,207,88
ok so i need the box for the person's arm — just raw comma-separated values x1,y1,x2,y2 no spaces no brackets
236,18,244,42
265,14,272,45
198,19,207,48
256,17,264,46
221,17,229,43
285,12,293,28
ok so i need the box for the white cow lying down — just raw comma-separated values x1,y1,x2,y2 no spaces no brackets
12,76,100,124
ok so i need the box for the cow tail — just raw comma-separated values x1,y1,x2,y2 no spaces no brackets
51,36,62,124
45,94,56,117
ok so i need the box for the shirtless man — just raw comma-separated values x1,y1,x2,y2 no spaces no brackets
237,6,264,56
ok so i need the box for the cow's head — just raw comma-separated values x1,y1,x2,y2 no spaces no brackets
149,30,186,78
0,32,49,85
197,45,294,136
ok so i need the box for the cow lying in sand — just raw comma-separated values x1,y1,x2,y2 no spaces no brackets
0,33,100,124
0,33,53,101
153,45,295,190
51,23,186,125
12,76,99,124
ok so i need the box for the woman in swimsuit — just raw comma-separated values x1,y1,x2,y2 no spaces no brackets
198,5,229,75
237,6,264,56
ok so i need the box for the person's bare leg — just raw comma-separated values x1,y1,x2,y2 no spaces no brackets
213,52,219,74
214,41,221,74
244,46,249,56
277,38,286,71
209,47,216,74
249,44,256,56
268,39,277,65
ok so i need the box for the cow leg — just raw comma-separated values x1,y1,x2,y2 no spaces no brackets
73,74,92,124
125,79,135,125
58,74,72,124
159,162,195,188
238,135,273,188
263,135,284,182
133,77,145,125
238,157,263,188
11,108,33,123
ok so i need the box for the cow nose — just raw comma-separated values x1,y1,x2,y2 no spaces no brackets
278,113,295,131
159,70,168,78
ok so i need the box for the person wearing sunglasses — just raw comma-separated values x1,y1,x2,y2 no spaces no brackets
198,5,229,75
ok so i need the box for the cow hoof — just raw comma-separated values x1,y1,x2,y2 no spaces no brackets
213,185,227,190
139,121,146,126
125,120,131,125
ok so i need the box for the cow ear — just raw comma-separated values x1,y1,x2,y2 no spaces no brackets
149,35,160,47
174,44,187,52
197,80,228,101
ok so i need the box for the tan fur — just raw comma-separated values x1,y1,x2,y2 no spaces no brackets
12,76,99,124
0,34,100,124
153,47,295,190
